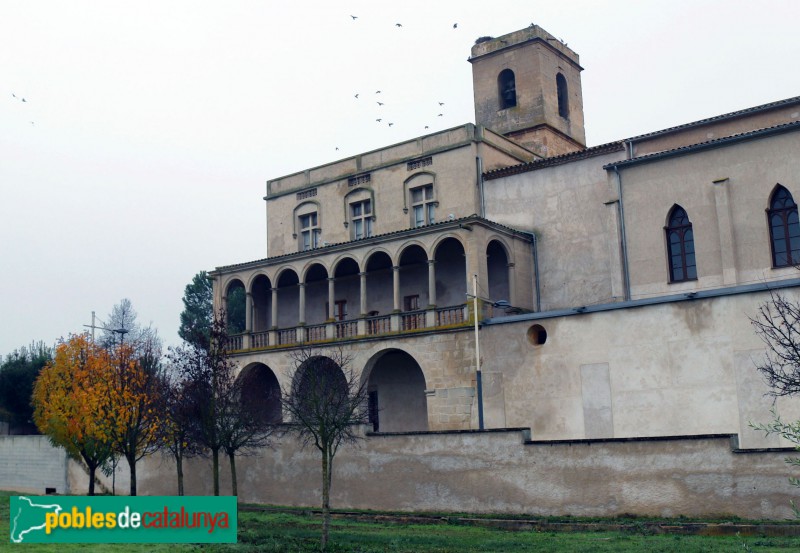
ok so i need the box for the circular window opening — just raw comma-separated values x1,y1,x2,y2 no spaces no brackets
527,324,547,346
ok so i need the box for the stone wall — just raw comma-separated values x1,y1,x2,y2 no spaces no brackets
136,428,799,520
0,435,68,494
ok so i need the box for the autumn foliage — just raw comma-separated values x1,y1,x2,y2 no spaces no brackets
32,333,163,495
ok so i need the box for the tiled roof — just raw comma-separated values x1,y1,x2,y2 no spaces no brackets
483,141,625,180
626,95,800,142
603,120,800,170
210,214,531,275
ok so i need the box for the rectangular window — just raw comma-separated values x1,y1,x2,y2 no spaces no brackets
404,294,420,311
351,200,373,240
411,185,435,228
326,300,347,321
299,212,320,251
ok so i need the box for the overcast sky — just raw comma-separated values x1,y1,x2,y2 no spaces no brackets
1,0,798,355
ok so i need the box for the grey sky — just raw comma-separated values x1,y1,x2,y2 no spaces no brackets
1,0,798,355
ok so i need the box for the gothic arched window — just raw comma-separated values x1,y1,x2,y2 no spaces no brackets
768,185,800,267
665,205,697,282
498,69,516,110
556,73,569,119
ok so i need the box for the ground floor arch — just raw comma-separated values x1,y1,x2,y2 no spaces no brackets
238,362,282,424
364,349,429,433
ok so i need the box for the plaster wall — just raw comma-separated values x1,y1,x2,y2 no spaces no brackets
620,130,800,298
480,291,800,449
135,430,798,520
482,150,623,310
0,436,68,494
265,134,529,258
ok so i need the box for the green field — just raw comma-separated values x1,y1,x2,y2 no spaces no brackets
4,492,800,552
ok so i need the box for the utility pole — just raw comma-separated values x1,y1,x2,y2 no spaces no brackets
473,274,484,430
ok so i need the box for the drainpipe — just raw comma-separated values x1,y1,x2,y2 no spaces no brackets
613,165,632,301
476,156,485,218
516,231,541,312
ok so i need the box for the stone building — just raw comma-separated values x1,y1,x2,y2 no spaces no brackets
198,24,800,516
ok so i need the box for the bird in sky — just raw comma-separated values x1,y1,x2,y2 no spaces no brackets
438,101,445,106
377,101,384,106
350,15,357,20
395,23,402,27
336,147,340,150
438,113,443,117
375,90,381,94
424,125,429,129
354,93,359,98
376,118,382,122
453,23,458,29
388,122,394,127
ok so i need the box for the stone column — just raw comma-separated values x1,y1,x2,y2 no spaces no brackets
298,283,306,326
359,272,367,316
269,287,278,345
507,262,516,308
427,260,437,307
244,292,253,349
392,266,400,312
327,277,335,320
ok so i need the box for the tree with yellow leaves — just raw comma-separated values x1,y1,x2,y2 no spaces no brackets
33,334,114,496
98,335,164,496
33,332,165,496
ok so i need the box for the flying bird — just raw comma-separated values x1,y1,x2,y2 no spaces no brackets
375,90,381,94
395,23,402,27
388,122,394,127
350,15,357,20
424,125,429,129
453,23,458,29
438,113,443,117
377,101,384,106
336,147,339,150
354,93,359,98
438,102,445,106
376,118,382,122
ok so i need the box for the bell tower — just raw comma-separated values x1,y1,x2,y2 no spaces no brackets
469,25,586,158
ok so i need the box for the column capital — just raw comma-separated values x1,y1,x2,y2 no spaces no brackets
392,265,400,271
298,282,306,288
359,271,367,277
427,259,436,265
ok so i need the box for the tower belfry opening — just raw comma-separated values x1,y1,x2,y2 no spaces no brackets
469,25,586,158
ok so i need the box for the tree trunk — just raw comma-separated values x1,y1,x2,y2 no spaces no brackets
321,446,330,551
229,452,238,497
87,463,96,496
176,450,184,496
128,453,137,496
212,447,220,496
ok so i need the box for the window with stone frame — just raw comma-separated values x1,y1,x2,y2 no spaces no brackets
299,212,320,251
411,184,435,228
768,185,800,267
665,205,697,282
350,199,373,240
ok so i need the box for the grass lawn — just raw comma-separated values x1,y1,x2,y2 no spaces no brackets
3,492,800,552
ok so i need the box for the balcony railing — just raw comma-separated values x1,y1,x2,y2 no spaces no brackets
226,333,244,351
367,314,391,335
436,305,466,326
400,310,426,331
251,330,270,348
232,303,469,352
335,320,358,339
305,323,327,342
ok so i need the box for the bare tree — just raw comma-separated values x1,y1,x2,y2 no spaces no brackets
282,346,369,551
171,313,274,496
156,368,204,496
751,290,800,516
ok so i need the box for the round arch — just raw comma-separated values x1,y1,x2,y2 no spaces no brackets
224,278,246,334
362,348,428,432
238,362,282,424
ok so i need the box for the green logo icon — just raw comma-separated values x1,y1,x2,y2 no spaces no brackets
10,496,237,543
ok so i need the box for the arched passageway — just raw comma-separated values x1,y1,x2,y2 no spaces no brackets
365,350,428,432
239,363,282,424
